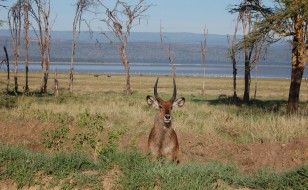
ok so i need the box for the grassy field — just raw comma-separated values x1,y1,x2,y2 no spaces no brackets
0,71,307,189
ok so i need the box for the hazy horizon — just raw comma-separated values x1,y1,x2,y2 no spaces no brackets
0,0,245,35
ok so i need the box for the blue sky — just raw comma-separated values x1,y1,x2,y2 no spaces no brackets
0,0,243,35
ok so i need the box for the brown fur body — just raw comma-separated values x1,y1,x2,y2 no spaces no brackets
148,103,179,161
146,78,185,162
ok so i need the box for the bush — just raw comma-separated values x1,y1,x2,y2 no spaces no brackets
42,126,70,150
0,95,17,109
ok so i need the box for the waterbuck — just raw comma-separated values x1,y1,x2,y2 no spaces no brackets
146,78,185,161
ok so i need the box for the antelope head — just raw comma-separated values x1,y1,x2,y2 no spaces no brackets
146,78,185,126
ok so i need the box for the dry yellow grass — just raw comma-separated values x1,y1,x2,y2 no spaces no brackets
1,71,307,99
0,71,307,144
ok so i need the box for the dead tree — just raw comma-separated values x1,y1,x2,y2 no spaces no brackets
3,45,9,92
227,17,240,104
160,21,176,78
70,0,89,93
95,0,151,95
250,12,267,100
167,44,176,78
200,26,208,95
24,0,30,92
8,0,22,93
31,0,51,94
54,68,59,96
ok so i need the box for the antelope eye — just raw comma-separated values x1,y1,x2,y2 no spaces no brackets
159,105,162,109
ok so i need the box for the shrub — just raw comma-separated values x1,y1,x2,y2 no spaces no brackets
42,126,70,151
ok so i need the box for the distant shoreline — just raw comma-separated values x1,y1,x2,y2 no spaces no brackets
14,61,292,68
2,62,306,79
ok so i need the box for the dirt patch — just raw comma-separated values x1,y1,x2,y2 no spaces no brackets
1,121,307,172
178,133,308,172
0,120,53,151
102,165,122,190
126,131,308,172
0,179,17,190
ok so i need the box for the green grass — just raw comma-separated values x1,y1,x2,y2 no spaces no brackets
0,73,307,188
0,144,307,189
0,144,98,189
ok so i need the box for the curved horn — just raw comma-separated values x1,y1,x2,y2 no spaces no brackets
170,78,177,102
154,78,162,101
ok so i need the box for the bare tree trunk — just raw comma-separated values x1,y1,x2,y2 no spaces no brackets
243,44,251,103
167,44,176,78
31,0,51,94
14,63,18,92
288,63,304,114
70,0,88,94
124,62,131,95
16,8,21,93
121,46,131,95
24,0,30,92
54,69,59,96
287,15,307,114
40,60,47,93
253,66,258,99
70,11,78,94
227,18,239,104
69,64,74,93
38,0,51,94
69,28,75,93
160,22,176,78
232,61,238,102
40,56,50,94
239,0,253,104
287,37,306,114
3,46,9,93
201,27,208,95
8,3,22,93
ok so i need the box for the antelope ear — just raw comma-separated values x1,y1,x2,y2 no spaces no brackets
146,95,159,109
172,97,185,109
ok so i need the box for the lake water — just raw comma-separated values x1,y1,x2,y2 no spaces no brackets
5,62,308,79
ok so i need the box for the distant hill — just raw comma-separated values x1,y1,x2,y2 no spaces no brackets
0,29,235,45
0,29,291,66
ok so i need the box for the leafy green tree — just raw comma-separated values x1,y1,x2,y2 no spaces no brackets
242,0,308,114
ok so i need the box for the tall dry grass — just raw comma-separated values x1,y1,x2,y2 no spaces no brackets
0,72,307,143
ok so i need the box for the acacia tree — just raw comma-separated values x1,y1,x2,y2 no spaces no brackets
246,0,308,114
8,0,22,92
31,0,51,94
230,0,253,102
230,0,268,103
91,0,151,95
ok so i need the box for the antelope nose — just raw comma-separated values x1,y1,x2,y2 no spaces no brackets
164,114,171,120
